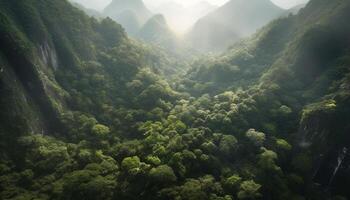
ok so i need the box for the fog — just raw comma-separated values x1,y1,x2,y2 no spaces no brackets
271,0,309,9
145,0,229,9
71,0,309,34
71,0,309,11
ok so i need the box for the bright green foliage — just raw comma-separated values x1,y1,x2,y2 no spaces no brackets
258,148,280,172
121,156,141,174
179,179,207,200
276,139,292,151
301,99,337,122
1,0,350,199
237,180,262,200
224,174,242,192
245,129,266,147
219,135,238,156
149,165,177,183
92,124,110,136
146,156,161,166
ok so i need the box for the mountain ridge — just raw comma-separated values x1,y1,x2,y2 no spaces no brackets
138,14,179,51
187,0,285,52
1,0,350,199
103,0,152,35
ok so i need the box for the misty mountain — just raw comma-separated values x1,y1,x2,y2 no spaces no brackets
103,0,152,35
188,1,218,18
138,14,179,52
70,2,104,18
103,0,183,53
1,0,350,199
187,0,285,52
152,0,217,33
287,3,307,15
184,0,350,194
138,14,172,41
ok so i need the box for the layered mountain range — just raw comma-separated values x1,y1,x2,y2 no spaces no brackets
1,0,349,199
103,0,152,36
75,0,306,53
186,0,286,51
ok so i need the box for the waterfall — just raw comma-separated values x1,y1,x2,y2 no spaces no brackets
328,147,348,186
39,42,58,70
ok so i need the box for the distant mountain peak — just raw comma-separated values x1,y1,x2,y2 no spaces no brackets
287,3,307,15
138,13,179,50
103,0,152,35
103,0,151,17
148,14,167,26
105,0,148,9
187,0,285,51
140,14,171,36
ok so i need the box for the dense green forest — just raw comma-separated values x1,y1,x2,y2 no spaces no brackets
0,0,350,199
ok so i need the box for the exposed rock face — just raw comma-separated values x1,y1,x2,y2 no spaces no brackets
299,96,350,197
39,41,58,70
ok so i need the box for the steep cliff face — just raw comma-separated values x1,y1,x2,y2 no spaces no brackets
0,0,181,162
1,0,350,199
261,0,350,196
0,1,66,164
299,89,350,197
0,1,67,134
0,0,128,159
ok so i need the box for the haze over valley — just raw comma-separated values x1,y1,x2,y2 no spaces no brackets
1,0,349,200
71,0,309,34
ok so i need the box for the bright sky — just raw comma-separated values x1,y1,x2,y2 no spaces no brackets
271,0,309,9
72,0,309,11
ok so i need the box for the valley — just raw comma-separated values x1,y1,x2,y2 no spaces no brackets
0,0,349,200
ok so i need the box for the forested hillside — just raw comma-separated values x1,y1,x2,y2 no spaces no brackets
0,0,350,200
138,14,181,55
186,0,285,51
